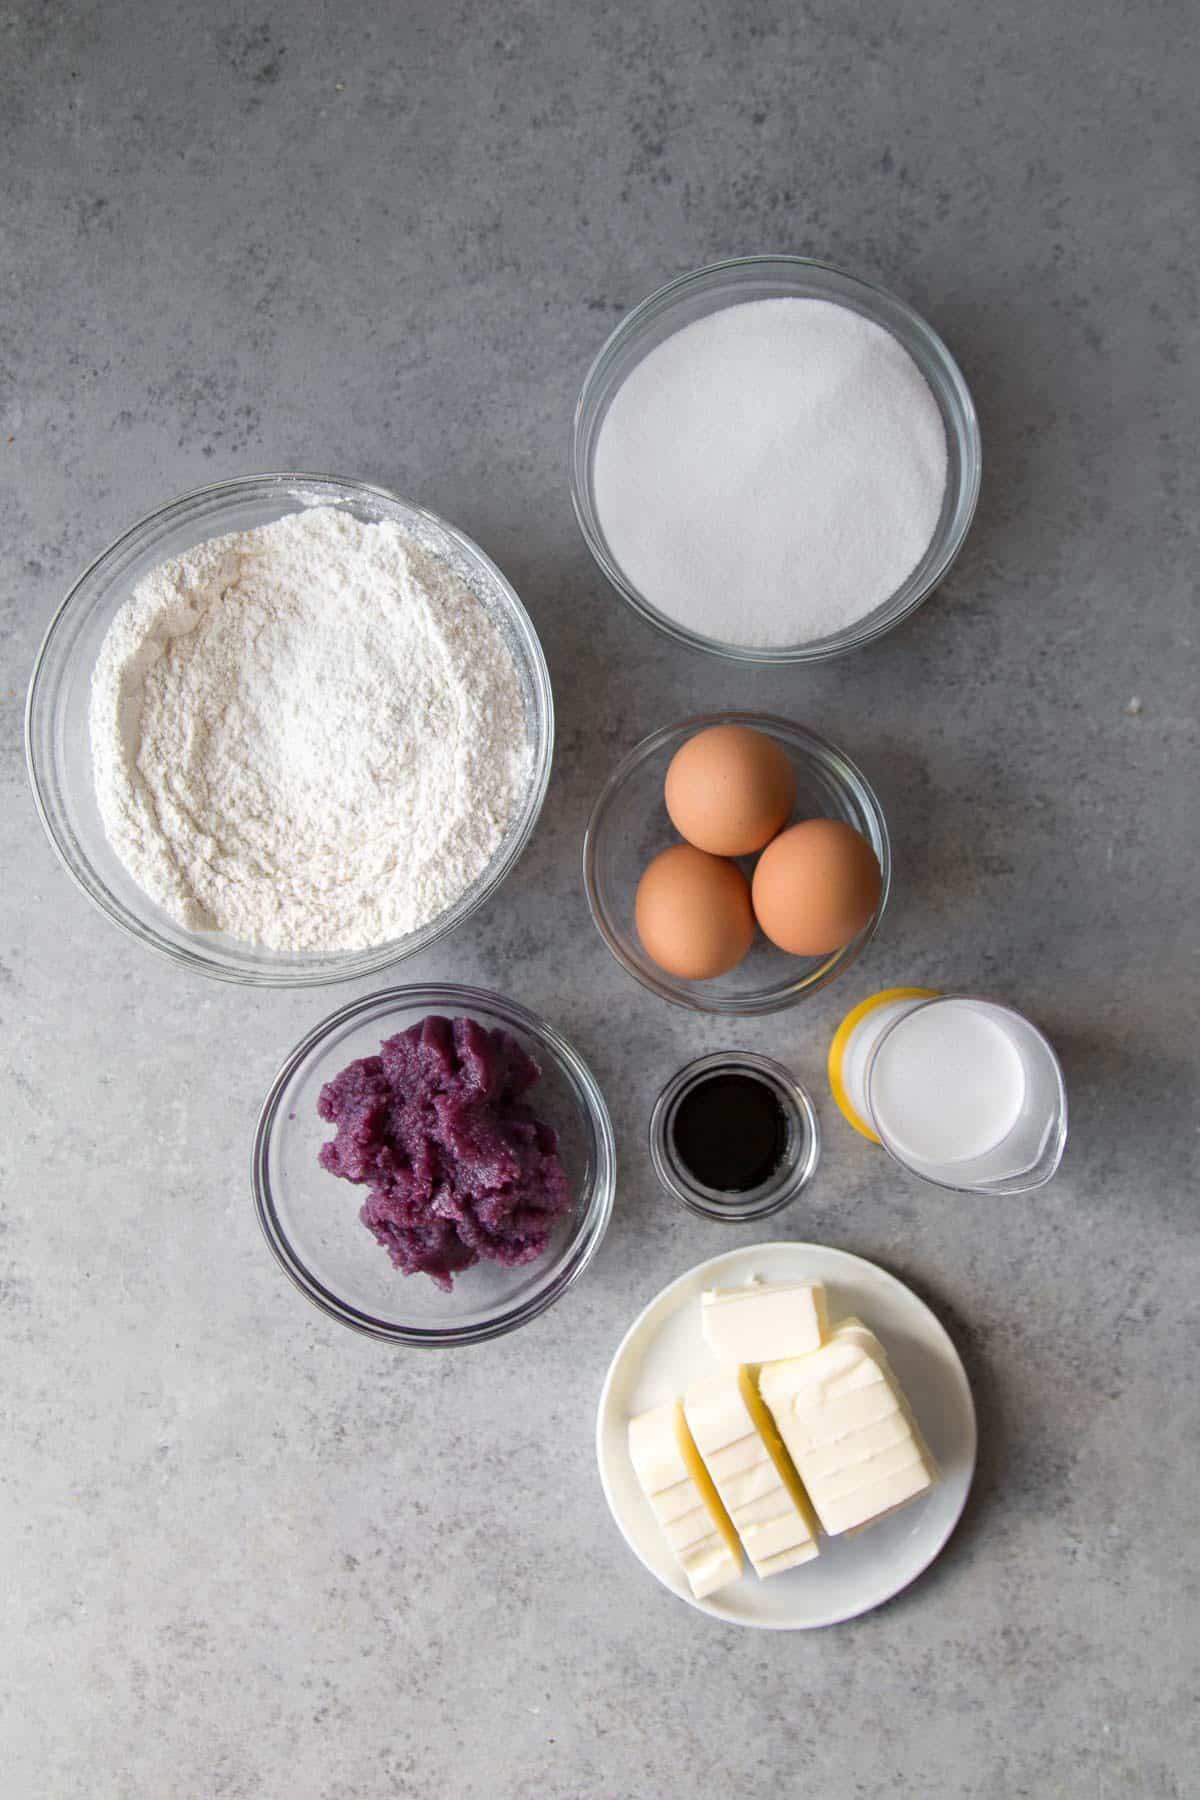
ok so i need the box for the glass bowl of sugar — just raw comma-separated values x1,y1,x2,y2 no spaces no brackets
571,256,981,664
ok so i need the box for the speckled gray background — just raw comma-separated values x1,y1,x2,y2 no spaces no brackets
2,2,1197,1795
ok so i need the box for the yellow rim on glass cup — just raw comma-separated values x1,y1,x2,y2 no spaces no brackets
827,987,939,1142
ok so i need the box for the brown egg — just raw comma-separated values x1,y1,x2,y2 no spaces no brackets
752,819,882,956
635,844,756,980
665,724,796,857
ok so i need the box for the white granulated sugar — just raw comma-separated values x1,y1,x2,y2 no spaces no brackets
593,297,949,648
90,506,530,953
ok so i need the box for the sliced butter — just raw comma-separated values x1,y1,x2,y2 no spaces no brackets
701,1279,829,1367
683,1367,820,1579
628,1399,742,1599
757,1317,937,1537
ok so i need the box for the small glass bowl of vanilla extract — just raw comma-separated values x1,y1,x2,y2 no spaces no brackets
649,1052,820,1222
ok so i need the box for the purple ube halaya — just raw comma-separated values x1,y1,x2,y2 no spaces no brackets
317,1015,571,1290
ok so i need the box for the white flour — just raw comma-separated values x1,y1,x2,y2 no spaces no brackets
593,297,948,648
90,506,530,952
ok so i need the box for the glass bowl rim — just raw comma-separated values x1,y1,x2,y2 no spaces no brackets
25,471,554,988
570,252,982,665
582,710,892,1016
251,980,617,1346
648,1049,822,1221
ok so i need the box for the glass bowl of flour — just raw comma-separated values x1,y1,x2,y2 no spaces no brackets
571,256,981,663
26,474,553,985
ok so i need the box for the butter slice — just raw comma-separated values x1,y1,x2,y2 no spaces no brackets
683,1368,820,1579
701,1280,829,1367
628,1400,742,1599
757,1318,937,1536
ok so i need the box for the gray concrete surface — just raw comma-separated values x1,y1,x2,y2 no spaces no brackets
2,2,1197,1795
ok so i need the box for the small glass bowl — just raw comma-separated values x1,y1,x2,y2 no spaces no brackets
571,254,981,664
583,712,890,1016
650,1052,821,1222
25,473,554,987
252,984,616,1345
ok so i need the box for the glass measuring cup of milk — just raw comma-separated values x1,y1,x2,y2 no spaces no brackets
830,989,1067,1194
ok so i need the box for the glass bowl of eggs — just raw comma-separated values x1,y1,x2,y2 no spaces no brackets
582,712,890,1016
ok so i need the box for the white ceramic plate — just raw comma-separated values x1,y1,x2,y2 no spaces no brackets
596,1242,976,1629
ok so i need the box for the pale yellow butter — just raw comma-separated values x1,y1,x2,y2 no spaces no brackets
757,1317,937,1537
683,1367,820,1580
701,1279,829,1366
628,1400,742,1599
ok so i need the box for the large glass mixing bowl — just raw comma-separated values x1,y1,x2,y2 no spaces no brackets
26,473,553,986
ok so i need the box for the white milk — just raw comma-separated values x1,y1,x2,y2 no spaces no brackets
836,992,1067,1192
869,999,1027,1165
